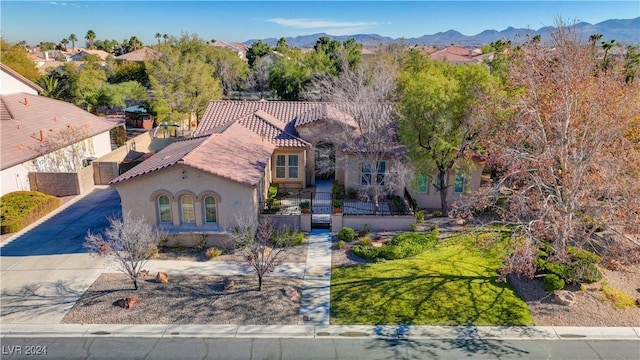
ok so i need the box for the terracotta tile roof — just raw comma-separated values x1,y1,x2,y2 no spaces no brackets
114,47,161,62
429,45,483,64
294,103,357,128
0,93,118,170
1,63,43,93
111,122,275,187
110,135,209,185
196,100,320,147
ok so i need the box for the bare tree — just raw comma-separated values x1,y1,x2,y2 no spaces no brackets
308,50,411,212
461,22,640,274
85,212,165,290
229,214,295,291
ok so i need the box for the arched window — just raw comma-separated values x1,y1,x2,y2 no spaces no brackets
180,195,195,224
204,196,217,223
158,195,172,223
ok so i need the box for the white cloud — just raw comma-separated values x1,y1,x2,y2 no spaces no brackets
267,18,380,30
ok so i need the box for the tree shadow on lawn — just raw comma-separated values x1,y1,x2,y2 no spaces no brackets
331,270,532,327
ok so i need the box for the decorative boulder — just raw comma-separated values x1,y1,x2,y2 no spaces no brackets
118,297,139,309
283,286,300,302
553,290,576,306
155,272,169,284
223,278,235,290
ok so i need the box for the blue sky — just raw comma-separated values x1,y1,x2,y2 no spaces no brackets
2,1,639,46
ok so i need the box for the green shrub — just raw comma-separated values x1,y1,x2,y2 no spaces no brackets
337,240,346,250
415,210,425,223
542,274,565,291
332,182,345,200
357,236,372,246
377,232,438,260
273,228,304,246
409,223,417,232
432,210,442,217
537,244,602,284
338,227,356,242
430,224,440,238
268,184,279,198
566,246,601,264
346,187,358,199
0,191,61,234
358,223,372,237
352,244,380,260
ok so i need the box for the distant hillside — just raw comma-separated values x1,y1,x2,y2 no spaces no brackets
244,17,639,48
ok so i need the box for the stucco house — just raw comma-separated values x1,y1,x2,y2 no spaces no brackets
0,63,119,196
110,100,485,242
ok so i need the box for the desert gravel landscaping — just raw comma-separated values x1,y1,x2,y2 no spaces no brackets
62,273,303,325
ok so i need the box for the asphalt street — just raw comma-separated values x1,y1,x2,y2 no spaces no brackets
1,337,639,360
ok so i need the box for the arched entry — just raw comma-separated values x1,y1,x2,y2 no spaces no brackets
315,142,335,180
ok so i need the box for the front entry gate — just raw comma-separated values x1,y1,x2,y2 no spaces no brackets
311,192,332,229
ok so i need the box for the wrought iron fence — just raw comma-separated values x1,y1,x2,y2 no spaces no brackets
259,190,414,216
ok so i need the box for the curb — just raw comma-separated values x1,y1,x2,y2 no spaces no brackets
2,324,639,340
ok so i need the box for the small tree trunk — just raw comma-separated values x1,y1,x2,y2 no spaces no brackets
257,275,263,291
133,277,139,291
438,171,449,217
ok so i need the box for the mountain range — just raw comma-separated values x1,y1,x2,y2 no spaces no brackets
245,17,639,48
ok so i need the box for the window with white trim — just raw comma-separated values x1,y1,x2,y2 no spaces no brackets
180,195,195,224
361,161,386,185
275,154,299,179
204,196,217,223
158,195,172,223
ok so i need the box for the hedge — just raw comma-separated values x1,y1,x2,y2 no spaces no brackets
0,191,61,234
352,231,438,261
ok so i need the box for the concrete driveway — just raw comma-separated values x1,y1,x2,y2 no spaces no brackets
1,186,121,323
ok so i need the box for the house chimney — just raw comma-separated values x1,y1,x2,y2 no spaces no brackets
24,97,28,105
40,130,44,142
468,49,473,58
44,51,49,61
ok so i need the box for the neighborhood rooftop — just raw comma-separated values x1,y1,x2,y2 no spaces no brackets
0,92,118,170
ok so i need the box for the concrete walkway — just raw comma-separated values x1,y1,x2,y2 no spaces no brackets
299,229,333,325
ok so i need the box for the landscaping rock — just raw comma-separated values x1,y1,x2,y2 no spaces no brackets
155,272,169,284
118,297,139,309
553,290,576,306
283,286,300,302
223,278,235,290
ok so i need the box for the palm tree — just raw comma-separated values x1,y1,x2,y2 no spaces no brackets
60,38,69,51
155,33,162,45
85,29,96,49
163,33,168,44
69,33,78,52
35,74,64,100
128,36,143,51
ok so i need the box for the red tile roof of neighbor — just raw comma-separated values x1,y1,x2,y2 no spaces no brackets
0,93,118,170
110,122,275,187
114,47,161,62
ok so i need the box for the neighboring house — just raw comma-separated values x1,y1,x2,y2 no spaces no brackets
211,41,248,60
429,44,484,64
114,47,161,62
0,63,118,196
70,49,111,62
110,100,485,241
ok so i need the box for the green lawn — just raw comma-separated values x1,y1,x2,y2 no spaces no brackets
331,229,534,326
